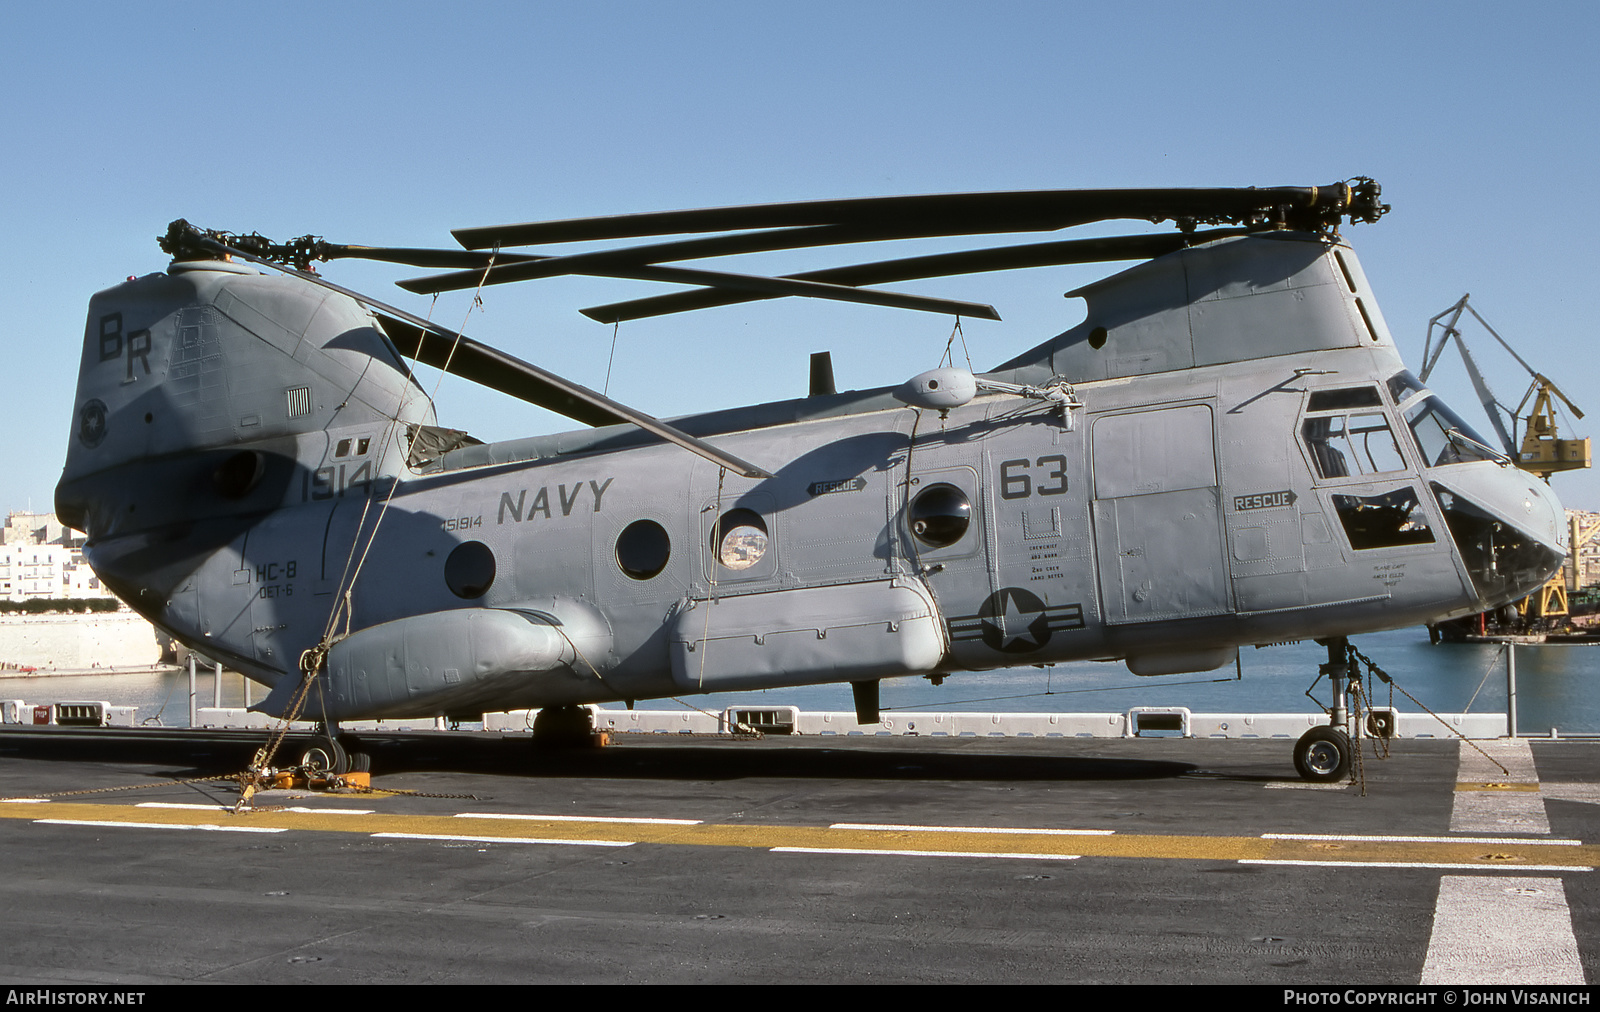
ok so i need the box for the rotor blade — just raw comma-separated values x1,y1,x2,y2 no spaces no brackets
321,245,545,270
401,218,1072,293
400,258,999,320
375,314,627,427
453,183,1379,249
180,231,774,479
580,229,1248,323
374,315,773,478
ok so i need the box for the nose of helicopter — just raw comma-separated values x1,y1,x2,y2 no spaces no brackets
1429,464,1567,611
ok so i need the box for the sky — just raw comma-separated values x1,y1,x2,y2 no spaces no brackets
4,1,1599,514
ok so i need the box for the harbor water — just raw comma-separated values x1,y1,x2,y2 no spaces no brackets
1,627,1596,736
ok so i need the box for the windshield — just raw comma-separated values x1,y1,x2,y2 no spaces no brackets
1386,369,1427,405
1403,395,1501,468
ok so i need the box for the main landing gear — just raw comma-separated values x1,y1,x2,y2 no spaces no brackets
298,724,370,775
532,705,601,748
1292,638,1354,783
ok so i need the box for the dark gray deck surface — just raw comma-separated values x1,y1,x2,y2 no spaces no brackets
0,729,1594,984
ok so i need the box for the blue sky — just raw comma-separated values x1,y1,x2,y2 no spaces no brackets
4,1,1599,513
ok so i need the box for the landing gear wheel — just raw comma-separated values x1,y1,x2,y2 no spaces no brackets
300,734,350,775
1294,726,1352,783
532,705,596,747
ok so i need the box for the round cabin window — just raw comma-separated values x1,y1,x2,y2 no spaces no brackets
445,541,496,599
616,519,671,580
910,483,971,547
712,508,768,570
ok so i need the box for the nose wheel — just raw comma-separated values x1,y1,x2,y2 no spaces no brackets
1293,725,1353,782
1294,637,1357,783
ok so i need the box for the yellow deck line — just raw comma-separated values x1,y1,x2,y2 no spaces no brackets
5,800,1595,869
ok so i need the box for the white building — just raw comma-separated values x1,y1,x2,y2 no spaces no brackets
1568,508,1600,592
0,512,115,603
2,512,71,548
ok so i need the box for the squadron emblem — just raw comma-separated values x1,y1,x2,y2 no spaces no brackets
77,399,107,448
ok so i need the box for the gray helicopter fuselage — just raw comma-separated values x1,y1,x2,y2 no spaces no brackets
55,232,1566,722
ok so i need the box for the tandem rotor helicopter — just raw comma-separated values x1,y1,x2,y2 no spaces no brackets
56,179,1567,782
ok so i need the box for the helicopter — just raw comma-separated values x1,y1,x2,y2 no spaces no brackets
54,180,1567,782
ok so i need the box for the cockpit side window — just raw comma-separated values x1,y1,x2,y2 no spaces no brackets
1431,482,1560,601
1332,486,1436,550
1302,400,1407,480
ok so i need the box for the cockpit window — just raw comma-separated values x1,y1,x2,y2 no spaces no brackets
1387,369,1427,406
1403,396,1501,468
1332,486,1435,550
1308,387,1383,412
1303,412,1408,479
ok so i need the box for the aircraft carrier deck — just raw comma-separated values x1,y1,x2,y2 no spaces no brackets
0,726,1595,986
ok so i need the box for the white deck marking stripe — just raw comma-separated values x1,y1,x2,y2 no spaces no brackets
455,813,701,825
35,819,287,834
1242,860,1591,872
1450,792,1552,835
775,847,1080,860
1451,739,1550,835
830,823,1113,835
1420,876,1586,984
1456,739,1541,782
1265,833,1581,846
372,832,635,847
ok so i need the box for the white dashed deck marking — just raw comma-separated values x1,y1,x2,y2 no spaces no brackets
1420,876,1585,984
1451,739,1551,835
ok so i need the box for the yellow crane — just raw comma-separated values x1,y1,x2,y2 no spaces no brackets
1517,382,1591,476
1423,296,1590,624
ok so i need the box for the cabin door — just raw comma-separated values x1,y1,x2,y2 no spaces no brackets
1091,403,1232,624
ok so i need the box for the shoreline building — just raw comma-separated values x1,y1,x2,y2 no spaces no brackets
0,511,111,603
0,511,174,670
1569,508,1600,593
